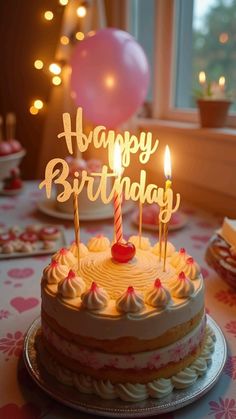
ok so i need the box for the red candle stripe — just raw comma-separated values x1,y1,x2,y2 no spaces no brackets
114,190,123,242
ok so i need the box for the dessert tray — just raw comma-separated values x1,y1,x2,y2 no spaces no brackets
23,315,226,418
37,198,134,221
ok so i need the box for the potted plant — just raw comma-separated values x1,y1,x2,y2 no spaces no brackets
194,73,232,128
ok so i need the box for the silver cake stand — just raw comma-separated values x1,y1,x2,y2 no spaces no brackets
23,315,227,418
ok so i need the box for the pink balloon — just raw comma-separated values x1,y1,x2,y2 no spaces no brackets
70,28,150,128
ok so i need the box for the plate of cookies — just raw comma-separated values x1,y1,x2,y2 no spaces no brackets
0,224,66,259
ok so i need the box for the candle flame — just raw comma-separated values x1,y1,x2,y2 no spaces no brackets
113,142,122,176
199,71,206,84
219,76,225,87
164,145,171,179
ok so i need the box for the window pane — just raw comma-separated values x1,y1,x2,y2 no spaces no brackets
174,0,236,111
129,0,154,102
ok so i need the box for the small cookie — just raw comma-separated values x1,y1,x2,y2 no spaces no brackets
19,232,38,243
0,232,16,245
39,226,61,241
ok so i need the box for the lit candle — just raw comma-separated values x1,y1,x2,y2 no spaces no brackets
73,192,80,271
113,142,123,242
163,145,172,271
199,71,206,86
219,76,225,91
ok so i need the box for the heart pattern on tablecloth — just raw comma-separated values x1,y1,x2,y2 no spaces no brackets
10,297,39,313
7,268,34,279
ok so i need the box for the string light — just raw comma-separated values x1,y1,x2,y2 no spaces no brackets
76,5,87,17
59,0,68,5
60,35,69,45
88,30,95,37
44,10,54,21
49,63,61,75
52,76,62,85
29,106,39,115
75,31,84,41
34,99,44,110
219,32,229,44
34,59,44,70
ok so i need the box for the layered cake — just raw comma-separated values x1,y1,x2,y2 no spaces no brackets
39,236,215,402
56,158,112,216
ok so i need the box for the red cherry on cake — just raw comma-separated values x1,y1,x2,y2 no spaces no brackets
154,278,162,288
0,232,16,245
19,232,38,243
178,271,186,280
111,241,136,263
0,142,12,156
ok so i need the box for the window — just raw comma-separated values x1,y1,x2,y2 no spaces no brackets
129,0,236,123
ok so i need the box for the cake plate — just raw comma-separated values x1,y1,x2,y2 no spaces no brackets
23,316,226,418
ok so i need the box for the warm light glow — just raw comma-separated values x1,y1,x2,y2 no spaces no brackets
219,76,225,87
29,106,39,115
199,71,206,85
88,30,95,37
59,0,68,5
75,31,84,40
44,10,54,21
60,35,69,45
105,75,115,88
34,59,44,70
49,63,61,75
113,142,122,176
219,32,229,44
164,145,171,179
34,99,44,110
52,76,62,86
76,5,87,17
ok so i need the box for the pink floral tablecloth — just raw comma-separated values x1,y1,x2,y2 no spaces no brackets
0,181,235,419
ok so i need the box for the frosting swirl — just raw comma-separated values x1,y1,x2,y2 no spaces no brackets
171,367,198,389
73,374,93,394
52,248,76,267
87,235,110,252
145,279,170,309
168,272,194,298
82,282,109,310
129,235,151,250
177,257,200,280
147,378,173,398
191,358,208,376
58,269,85,298
171,248,187,268
69,242,88,258
93,380,116,400
116,286,145,313
116,383,148,402
43,260,69,284
152,241,175,258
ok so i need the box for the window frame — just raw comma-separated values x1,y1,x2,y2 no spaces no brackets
151,0,236,128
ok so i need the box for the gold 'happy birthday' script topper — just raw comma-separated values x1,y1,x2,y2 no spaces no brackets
39,108,180,223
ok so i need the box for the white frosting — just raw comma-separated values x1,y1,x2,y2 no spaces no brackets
52,248,76,267
42,276,204,340
19,242,33,253
69,242,88,258
152,241,176,258
171,248,188,269
43,261,69,284
129,235,151,250
168,272,194,298
87,236,110,252
116,287,145,313
178,257,200,280
145,279,170,309
58,270,85,298
82,282,109,310
41,324,215,402
2,242,15,253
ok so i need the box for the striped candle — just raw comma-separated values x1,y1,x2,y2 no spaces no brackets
73,192,80,271
114,190,123,242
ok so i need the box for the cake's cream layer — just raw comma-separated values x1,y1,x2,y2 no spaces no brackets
80,249,175,299
41,276,204,343
42,315,206,371
38,325,215,400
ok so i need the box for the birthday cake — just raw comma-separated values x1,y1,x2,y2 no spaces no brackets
39,237,215,402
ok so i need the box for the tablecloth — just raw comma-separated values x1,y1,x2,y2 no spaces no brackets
0,181,235,419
